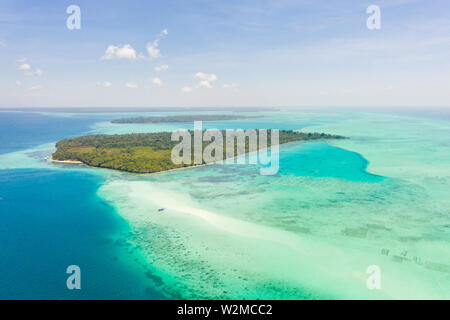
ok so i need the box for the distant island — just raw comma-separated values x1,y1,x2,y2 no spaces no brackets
111,115,261,124
52,131,347,174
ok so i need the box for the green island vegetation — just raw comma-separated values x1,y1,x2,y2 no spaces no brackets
52,130,347,173
111,114,260,124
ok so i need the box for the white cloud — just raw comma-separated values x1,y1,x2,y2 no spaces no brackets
101,29,167,60
196,80,213,89
29,85,43,91
18,64,31,71
34,68,43,77
222,83,239,90
194,72,217,82
17,61,43,77
97,81,112,88
0,41,5,47
146,40,161,58
181,72,218,91
192,72,218,89
18,63,35,76
160,29,168,38
125,82,138,89
155,64,169,72
146,29,168,59
152,77,163,87
15,80,22,86
181,86,193,93
102,44,138,60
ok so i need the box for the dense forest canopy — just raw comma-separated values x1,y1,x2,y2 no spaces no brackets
52,130,347,173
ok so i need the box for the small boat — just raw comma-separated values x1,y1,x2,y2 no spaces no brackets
158,208,165,212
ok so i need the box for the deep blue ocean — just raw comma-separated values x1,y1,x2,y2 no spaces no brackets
0,112,163,299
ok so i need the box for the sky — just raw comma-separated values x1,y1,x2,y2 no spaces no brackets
0,0,449,108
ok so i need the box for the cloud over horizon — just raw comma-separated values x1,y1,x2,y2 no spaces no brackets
29,85,43,91
124,82,138,89
102,44,139,60
97,81,112,88
152,77,163,86
194,72,217,89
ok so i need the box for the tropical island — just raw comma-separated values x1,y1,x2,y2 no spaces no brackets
111,114,260,124
52,130,347,174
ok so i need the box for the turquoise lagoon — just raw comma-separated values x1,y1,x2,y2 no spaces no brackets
0,110,449,299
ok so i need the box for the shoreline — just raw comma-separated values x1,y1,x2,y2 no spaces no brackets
48,155,209,175
48,157,83,164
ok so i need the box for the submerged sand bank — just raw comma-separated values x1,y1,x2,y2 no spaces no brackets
98,178,450,300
